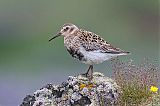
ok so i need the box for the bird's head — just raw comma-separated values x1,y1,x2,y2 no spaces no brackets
49,23,78,41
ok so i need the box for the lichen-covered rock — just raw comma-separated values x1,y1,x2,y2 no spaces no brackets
20,72,121,106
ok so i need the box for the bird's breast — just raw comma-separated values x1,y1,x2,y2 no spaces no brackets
66,47,86,62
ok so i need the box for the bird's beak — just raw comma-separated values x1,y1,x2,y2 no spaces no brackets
49,32,61,42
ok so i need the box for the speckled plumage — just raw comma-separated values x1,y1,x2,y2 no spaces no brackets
49,23,129,80
63,25,129,65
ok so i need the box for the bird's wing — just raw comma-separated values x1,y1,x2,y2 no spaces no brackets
77,29,129,54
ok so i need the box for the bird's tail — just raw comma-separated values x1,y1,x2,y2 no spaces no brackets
120,51,130,55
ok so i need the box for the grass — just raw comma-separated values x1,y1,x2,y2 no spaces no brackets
111,58,160,106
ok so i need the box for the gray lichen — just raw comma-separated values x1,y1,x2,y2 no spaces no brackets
20,72,121,106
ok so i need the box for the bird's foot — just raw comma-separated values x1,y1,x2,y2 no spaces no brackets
81,72,93,81
81,65,93,81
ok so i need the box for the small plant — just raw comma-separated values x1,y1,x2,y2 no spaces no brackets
111,58,160,106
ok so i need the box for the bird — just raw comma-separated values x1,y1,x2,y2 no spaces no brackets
49,23,129,80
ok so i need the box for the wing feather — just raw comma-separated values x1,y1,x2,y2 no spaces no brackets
77,29,129,54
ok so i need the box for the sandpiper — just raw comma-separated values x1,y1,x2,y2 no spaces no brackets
49,23,129,80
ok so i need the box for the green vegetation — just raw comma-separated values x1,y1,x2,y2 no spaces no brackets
112,59,160,106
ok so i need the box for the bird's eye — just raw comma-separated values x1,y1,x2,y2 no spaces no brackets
64,27,69,31
66,27,69,30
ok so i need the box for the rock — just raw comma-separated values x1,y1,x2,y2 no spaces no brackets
20,72,121,106
20,95,36,106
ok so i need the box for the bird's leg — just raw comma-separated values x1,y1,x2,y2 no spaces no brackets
86,65,93,80
81,65,93,80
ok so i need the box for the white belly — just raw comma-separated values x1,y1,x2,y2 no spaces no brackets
82,51,114,64
79,47,127,65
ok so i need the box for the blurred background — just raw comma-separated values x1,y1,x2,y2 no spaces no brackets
0,0,159,105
